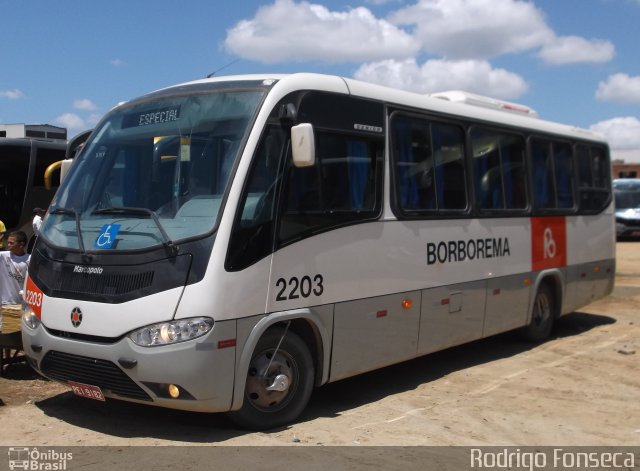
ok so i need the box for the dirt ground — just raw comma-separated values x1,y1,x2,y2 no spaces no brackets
0,243,638,447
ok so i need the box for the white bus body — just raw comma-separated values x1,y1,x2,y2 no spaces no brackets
22,73,615,429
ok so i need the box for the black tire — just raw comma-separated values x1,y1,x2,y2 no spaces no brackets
228,328,314,430
521,283,555,342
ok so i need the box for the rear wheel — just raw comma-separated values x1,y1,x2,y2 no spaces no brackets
521,283,555,342
228,327,314,430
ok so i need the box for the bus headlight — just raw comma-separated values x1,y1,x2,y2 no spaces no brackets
22,306,41,330
129,317,214,347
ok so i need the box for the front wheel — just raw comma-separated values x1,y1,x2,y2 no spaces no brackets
521,283,555,342
228,328,314,430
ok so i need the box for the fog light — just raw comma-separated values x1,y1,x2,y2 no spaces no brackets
168,384,180,399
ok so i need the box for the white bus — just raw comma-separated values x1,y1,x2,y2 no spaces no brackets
22,73,615,429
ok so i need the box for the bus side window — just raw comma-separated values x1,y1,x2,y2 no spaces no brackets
531,139,556,209
392,117,435,211
432,123,467,210
391,114,467,214
576,144,611,213
472,129,503,210
471,127,526,211
278,132,382,246
225,127,285,271
554,142,574,209
531,138,576,212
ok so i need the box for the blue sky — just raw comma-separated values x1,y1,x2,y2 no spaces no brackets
2,0,640,160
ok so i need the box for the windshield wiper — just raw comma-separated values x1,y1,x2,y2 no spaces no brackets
91,206,178,255
49,207,86,254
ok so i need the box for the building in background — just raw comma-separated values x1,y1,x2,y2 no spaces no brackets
0,123,67,141
612,160,640,179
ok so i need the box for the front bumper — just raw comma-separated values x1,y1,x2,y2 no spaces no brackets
22,318,238,413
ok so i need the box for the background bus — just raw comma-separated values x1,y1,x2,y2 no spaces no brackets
0,138,66,246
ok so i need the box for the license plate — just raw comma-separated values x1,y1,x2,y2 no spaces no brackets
68,381,106,401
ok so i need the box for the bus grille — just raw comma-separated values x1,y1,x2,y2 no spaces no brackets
54,271,155,296
41,351,151,401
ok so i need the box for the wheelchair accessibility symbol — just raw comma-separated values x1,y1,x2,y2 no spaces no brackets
93,224,121,249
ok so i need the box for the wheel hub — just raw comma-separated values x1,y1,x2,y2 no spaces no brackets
245,350,295,410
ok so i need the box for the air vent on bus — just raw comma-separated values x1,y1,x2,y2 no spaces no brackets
430,91,539,118
41,351,151,401
54,271,155,296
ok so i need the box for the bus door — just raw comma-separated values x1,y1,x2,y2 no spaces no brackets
267,103,419,381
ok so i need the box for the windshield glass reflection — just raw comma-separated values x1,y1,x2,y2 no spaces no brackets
42,88,265,251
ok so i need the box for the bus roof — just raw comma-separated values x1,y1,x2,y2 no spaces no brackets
122,73,608,146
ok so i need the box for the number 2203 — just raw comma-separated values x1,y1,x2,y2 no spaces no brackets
275,275,324,301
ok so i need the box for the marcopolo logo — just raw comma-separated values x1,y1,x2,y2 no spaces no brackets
8,447,73,470
70,308,83,328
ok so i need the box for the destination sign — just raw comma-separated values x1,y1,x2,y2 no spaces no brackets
122,106,181,128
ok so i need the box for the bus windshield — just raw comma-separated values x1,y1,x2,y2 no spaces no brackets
41,88,266,252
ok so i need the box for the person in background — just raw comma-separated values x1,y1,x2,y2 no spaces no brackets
32,208,46,235
0,231,30,333
0,219,5,250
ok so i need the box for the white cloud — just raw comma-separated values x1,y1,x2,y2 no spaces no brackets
590,117,640,150
110,58,125,67
596,74,640,103
224,0,419,64
73,99,98,111
538,36,614,65
54,113,89,133
87,113,102,127
389,0,613,65
0,89,25,100
389,0,553,59
354,58,528,99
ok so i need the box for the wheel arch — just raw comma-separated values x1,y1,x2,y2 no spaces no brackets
529,269,564,322
230,308,330,411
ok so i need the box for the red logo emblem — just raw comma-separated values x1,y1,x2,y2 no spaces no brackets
531,217,567,271
70,307,83,328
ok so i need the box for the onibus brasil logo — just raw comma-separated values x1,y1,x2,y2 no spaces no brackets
7,447,73,470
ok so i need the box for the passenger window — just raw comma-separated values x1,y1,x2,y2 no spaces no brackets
531,138,575,211
576,144,611,213
278,132,382,245
554,143,574,209
391,115,467,214
471,128,527,211
433,123,467,210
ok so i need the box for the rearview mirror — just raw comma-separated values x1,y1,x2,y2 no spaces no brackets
291,123,315,168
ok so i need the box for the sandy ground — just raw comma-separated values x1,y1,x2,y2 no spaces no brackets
0,243,638,448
